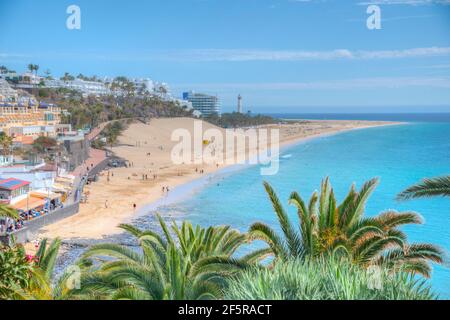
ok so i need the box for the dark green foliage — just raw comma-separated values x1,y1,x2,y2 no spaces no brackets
397,176,450,200
249,178,446,278
74,216,257,300
225,257,437,300
0,243,33,299
205,112,276,128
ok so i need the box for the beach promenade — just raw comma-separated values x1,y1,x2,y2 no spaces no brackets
70,148,107,178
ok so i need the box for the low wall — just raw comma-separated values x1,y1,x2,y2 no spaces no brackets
0,203,80,246
88,157,110,179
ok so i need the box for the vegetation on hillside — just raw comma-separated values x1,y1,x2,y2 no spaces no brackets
30,136,60,162
103,121,126,147
204,112,277,128
0,132,13,156
45,91,194,130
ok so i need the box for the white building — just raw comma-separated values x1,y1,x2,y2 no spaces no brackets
132,78,155,94
0,160,57,193
46,79,111,97
19,72,43,85
0,155,13,167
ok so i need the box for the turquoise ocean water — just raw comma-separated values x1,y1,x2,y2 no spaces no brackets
150,116,449,297
58,115,449,298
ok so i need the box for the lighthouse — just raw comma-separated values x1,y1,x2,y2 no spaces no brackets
237,94,242,113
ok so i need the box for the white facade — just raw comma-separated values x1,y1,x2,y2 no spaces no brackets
46,79,110,97
0,162,56,192
9,125,57,137
132,78,155,94
20,72,43,85
0,155,13,167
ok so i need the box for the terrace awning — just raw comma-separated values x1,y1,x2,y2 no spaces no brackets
11,196,46,212
30,191,62,200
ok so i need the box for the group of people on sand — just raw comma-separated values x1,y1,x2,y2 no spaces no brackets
195,168,205,174
162,186,170,193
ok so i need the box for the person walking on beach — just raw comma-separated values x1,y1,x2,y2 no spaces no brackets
105,200,108,208
133,203,137,211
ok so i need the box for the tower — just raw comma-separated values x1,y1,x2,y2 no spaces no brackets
237,94,242,113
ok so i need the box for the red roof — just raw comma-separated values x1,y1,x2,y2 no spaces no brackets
0,178,31,191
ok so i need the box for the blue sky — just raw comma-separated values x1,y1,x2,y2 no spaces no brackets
1,0,450,112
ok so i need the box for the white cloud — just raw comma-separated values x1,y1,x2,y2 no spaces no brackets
0,53,31,59
158,47,450,62
172,76,450,91
2,47,450,63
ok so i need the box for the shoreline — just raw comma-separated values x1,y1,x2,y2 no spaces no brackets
138,121,406,214
27,118,403,249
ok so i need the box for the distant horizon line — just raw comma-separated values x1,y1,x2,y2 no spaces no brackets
259,111,450,114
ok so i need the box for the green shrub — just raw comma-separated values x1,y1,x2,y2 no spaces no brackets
0,244,33,299
225,257,437,300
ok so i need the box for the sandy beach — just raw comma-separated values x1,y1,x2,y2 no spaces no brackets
31,117,398,244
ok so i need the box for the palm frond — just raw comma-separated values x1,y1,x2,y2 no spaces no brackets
0,204,18,219
248,222,288,260
263,181,303,257
397,176,450,200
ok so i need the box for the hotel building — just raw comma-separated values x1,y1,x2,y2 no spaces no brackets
45,79,111,97
0,79,64,139
182,91,220,116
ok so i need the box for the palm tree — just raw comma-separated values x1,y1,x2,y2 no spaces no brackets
397,176,450,201
26,63,39,77
0,204,18,220
249,178,445,278
61,72,74,83
26,63,39,95
8,238,82,300
0,243,33,299
27,63,34,74
74,216,258,300
44,69,52,80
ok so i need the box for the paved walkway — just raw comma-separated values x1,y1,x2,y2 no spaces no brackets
70,148,107,177
86,122,108,142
